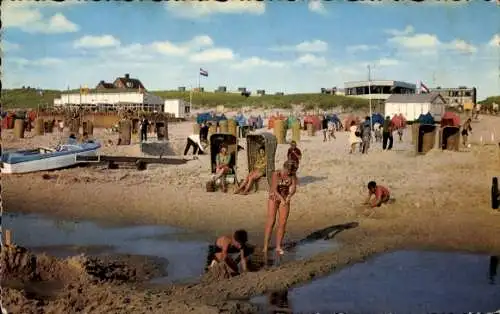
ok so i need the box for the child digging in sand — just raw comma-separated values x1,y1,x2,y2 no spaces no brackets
205,230,252,276
364,181,391,208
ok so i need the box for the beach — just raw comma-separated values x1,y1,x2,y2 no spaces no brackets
2,112,500,313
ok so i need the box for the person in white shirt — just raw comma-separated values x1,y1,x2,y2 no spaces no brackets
184,134,206,155
58,120,64,132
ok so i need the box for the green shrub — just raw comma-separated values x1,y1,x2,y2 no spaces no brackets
2,88,370,111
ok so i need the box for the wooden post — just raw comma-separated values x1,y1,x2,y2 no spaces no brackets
5,229,12,246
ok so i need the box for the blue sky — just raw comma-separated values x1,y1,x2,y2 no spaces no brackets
2,1,499,99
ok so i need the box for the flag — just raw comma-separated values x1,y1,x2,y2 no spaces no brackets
199,68,208,77
420,81,430,94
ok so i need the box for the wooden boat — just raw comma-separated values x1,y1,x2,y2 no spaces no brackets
0,142,101,174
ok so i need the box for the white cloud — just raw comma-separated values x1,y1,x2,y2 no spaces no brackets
151,35,217,56
308,0,327,15
272,40,328,53
388,28,478,55
388,33,441,50
189,48,235,63
377,58,400,66
346,45,378,52
384,25,415,37
489,34,500,48
151,41,190,56
186,35,214,49
73,35,121,49
1,41,21,52
447,39,477,54
3,2,80,34
296,40,328,52
295,54,328,67
231,57,286,69
166,0,265,19
11,57,64,67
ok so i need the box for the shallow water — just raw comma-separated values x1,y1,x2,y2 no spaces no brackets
3,213,210,283
252,250,500,313
4,213,341,283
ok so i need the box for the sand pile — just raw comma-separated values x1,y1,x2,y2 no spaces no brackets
1,245,165,285
1,246,172,313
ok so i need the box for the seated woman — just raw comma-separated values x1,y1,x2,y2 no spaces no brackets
212,145,232,192
234,146,266,195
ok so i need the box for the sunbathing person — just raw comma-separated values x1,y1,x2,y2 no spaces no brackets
364,181,391,208
234,146,267,194
205,230,252,275
212,145,232,192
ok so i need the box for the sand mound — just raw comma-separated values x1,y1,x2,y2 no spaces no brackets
202,262,235,282
1,245,166,287
1,246,38,282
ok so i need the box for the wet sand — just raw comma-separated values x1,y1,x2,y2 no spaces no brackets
2,113,500,313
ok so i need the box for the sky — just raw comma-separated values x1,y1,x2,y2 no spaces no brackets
1,0,499,100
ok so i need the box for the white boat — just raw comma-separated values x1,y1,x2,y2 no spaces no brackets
0,142,101,174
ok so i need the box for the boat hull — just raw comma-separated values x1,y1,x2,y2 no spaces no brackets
1,144,101,174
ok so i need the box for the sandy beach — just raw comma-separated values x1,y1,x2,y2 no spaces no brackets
2,111,500,313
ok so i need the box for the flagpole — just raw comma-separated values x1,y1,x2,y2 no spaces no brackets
189,84,193,109
368,65,372,129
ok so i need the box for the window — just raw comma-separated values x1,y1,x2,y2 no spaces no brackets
464,91,471,97
126,82,133,88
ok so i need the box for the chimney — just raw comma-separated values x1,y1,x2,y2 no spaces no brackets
125,73,130,79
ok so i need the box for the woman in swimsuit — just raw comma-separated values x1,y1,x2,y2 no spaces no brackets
234,146,267,195
263,161,298,255
461,118,472,147
213,145,231,192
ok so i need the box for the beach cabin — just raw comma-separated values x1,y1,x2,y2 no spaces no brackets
384,93,446,122
163,99,190,119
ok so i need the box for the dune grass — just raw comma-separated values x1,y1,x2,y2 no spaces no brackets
479,96,500,108
1,88,369,111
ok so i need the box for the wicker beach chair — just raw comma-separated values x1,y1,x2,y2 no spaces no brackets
246,132,277,192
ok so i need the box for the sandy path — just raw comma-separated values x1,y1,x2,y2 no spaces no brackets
2,113,500,312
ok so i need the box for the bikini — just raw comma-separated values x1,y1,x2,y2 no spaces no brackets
270,172,292,201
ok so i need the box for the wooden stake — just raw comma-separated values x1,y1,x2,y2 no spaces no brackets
5,229,12,246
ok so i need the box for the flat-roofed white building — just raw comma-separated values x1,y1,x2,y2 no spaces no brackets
344,80,416,101
53,91,164,112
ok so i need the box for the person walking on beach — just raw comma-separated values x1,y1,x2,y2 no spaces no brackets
263,161,298,256
382,116,394,150
200,122,209,143
364,181,391,208
205,230,252,275
58,120,64,133
328,119,336,140
140,117,149,142
462,118,472,147
322,116,329,142
349,121,362,154
360,116,372,154
287,141,302,175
